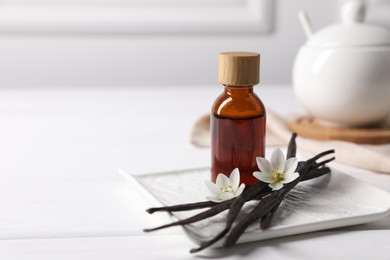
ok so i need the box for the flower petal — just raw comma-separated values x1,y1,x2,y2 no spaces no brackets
269,182,283,191
253,171,273,183
216,173,230,189
271,148,285,172
256,157,273,174
229,168,240,190
271,148,286,172
204,180,219,195
281,172,300,184
206,196,223,203
235,183,245,197
219,192,235,201
284,157,298,174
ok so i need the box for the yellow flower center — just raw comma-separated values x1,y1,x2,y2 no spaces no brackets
220,185,234,193
272,169,285,182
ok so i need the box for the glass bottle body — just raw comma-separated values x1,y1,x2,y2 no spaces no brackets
211,85,266,186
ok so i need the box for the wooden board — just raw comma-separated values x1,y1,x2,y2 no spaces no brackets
290,116,390,144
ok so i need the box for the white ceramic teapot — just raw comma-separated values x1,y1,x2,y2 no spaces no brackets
293,0,390,127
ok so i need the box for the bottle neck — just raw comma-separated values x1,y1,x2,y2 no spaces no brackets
224,85,254,96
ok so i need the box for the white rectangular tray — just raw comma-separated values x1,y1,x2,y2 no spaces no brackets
122,167,390,248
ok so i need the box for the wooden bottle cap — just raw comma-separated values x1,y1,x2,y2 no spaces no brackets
218,52,260,86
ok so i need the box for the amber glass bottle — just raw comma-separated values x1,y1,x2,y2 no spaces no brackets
211,52,266,186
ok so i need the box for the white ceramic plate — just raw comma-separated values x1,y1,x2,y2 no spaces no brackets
122,167,390,248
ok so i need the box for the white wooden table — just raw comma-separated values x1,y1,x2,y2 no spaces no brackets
0,85,389,259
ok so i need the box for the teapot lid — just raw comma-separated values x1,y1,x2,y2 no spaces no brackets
306,1,390,47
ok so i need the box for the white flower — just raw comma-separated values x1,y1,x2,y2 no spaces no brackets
253,148,299,191
205,168,246,202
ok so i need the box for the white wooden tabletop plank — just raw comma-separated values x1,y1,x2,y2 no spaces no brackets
0,230,389,260
0,87,217,239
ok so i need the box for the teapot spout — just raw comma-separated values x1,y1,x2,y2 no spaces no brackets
298,10,314,39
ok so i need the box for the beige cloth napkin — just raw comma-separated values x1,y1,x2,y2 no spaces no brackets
190,110,390,173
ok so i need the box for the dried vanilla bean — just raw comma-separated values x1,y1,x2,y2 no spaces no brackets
145,152,334,248
144,181,271,233
260,132,297,229
260,200,282,230
190,183,270,253
144,199,235,232
190,133,299,252
146,201,217,214
260,165,332,230
145,166,332,215
286,132,298,159
259,134,334,229
224,191,283,248
223,150,335,247
190,166,334,252
143,133,335,254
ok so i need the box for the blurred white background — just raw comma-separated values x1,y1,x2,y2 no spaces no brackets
0,0,388,88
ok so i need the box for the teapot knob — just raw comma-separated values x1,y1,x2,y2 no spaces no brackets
341,0,366,24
